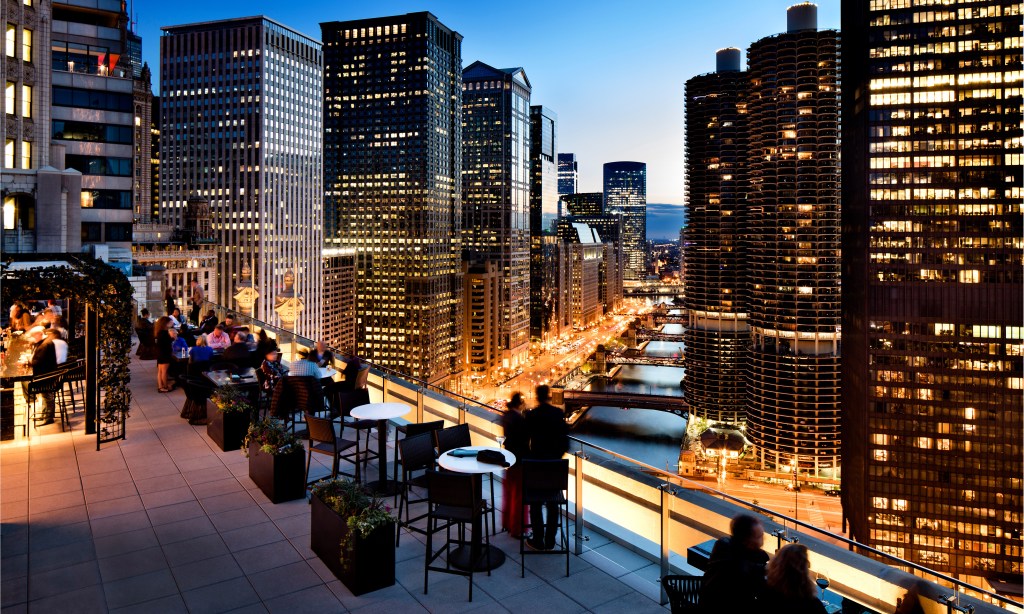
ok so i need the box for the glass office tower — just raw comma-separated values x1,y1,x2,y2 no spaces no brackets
321,13,463,384
683,48,750,424
842,0,1023,585
745,4,842,476
462,61,531,372
603,161,647,280
558,153,578,196
530,105,559,343
160,17,323,339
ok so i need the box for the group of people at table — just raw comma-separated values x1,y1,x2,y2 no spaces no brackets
6,300,71,425
139,307,357,398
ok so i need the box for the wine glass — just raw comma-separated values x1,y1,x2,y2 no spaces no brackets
496,435,506,448
816,572,831,603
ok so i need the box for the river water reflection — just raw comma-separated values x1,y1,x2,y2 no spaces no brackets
572,406,687,471
587,364,685,397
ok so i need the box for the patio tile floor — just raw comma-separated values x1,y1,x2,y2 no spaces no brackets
0,354,669,612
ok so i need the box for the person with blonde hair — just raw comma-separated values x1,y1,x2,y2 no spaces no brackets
762,543,827,614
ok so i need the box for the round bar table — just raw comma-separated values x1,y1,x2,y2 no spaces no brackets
437,446,517,572
350,402,410,495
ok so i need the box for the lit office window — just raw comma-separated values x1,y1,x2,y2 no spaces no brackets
21,141,30,169
5,81,13,114
5,24,13,57
22,28,30,62
3,139,13,168
21,84,30,118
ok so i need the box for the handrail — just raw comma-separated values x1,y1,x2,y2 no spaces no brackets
197,300,1020,609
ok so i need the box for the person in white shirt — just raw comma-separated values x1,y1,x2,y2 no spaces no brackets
47,329,68,365
47,300,63,317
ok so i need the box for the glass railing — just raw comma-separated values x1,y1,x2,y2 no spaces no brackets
182,302,1020,613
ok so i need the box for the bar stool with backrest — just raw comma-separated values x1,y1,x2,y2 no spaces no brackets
269,375,323,437
304,413,361,485
334,386,377,475
424,469,491,602
520,458,570,577
661,575,701,613
393,420,444,490
59,358,85,414
395,432,436,546
180,375,216,425
435,424,497,532
27,370,68,432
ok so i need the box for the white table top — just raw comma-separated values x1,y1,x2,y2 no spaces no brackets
438,446,517,474
350,402,410,421
319,366,337,379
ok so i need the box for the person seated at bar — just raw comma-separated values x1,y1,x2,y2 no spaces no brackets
25,328,59,424
311,340,334,368
221,331,252,367
137,307,153,325
206,324,231,350
198,310,218,335
338,352,362,390
761,543,827,614
286,350,321,378
46,299,63,318
48,329,68,366
255,329,277,358
9,303,31,331
259,346,288,393
170,328,189,355
168,308,184,329
698,513,769,611
221,313,236,331
188,334,214,375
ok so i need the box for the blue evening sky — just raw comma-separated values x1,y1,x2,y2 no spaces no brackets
135,0,839,234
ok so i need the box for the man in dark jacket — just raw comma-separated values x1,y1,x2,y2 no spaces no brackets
698,513,769,611
524,385,569,549
221,332,252,368
29,331,59,424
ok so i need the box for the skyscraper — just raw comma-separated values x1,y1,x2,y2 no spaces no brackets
529,105,559,343
683,48,750,424
321,13,463,384
745,4,841,477
603,161,647,280
842,0,1023,584
558,153,578,196
462,61,531,372
160,17,323,338
562,192,603,216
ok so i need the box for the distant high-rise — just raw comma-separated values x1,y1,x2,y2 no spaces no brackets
161,16,323,338
529,105,559,343
557,153,578,196
745,4,841,477
683,48,749,424
321,13,463,384
842,0,1023,583
462,61,531,372
603,161,647,280
562,193,603,216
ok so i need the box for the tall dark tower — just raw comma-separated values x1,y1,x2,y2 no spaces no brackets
842,0,1023,584
745,3,842,477
321,13,464,384
529,105,559,343
683,48,750,424
603,161,647,280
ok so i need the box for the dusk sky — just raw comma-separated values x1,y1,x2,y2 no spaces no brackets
136,0,840,234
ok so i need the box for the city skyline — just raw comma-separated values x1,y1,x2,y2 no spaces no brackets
134,0,841,210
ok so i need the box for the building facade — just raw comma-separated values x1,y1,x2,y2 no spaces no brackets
462,61,531,372
322,249,357,355
568,241,603,329
529,104,558,343
842,0,1023,585
557,152,577,196
562,192,603,216
683,48,750,424
321,13,463,384
603,161,647,280
161,16,324,339
462,260,501,375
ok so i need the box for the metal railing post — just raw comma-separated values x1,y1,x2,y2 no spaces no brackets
459,402,466,426
659,483,673,605
382,374,389,403
574,450,589,555
416,387,424,424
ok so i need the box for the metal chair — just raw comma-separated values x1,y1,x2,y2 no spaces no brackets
59,359,85,413
393,420,444,487
269,375,322,437
396,432,436,546
179,375,215,425
424,470,491,602
520,459,570,577
304,412,361,485
661,575,701,613
27,371,68,431
435,424,496,531
331,386,378,474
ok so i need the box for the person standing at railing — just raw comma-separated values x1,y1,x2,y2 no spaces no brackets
698,513,769,612
525,385,569,550
501,392,529,539
761,543,826,614
189,279,204,326
164,287,177,317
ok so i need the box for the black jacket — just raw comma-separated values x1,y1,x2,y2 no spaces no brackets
501,409,529,460
525,402,569,460
199,315,218,335
221,342,251,367
30,339,58,376
760,588,828,614
698,537,769,612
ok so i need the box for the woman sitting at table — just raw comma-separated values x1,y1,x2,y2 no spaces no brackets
259,346,288,393
188,334,214,375
761,544,827,614
206,324,231,350
154,316,175,392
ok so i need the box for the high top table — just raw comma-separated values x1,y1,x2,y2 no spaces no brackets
437,445,517,572
349,402,410,495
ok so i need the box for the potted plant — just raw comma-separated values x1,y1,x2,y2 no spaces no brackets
244,417,305,503
207,386,252,452
309,478,396,595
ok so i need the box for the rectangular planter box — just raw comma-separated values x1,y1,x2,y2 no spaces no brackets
310,493,396,595
207,409,249,452
248,443,306,503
